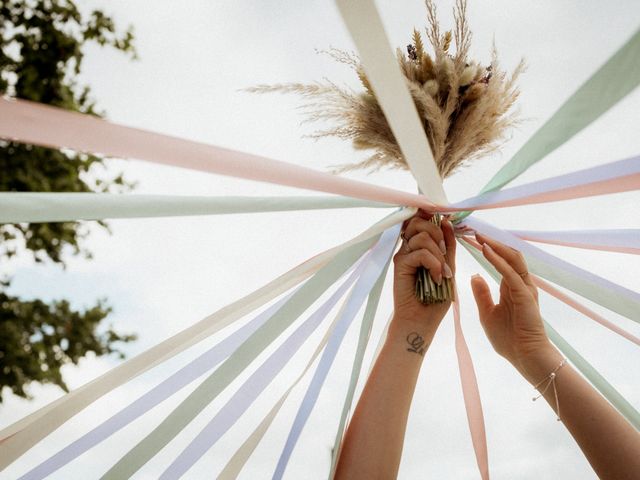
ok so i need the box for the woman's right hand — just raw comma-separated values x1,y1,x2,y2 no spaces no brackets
469,233,559,381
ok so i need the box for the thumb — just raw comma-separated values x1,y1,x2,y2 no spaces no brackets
470,274,494,322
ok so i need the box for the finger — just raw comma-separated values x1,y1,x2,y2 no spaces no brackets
407,231,445,262
481,243,529,294
397,249,443,284
470,274,494,323
442,218,457,273
404,218,446,255
408,231,453,279
475,232,533,287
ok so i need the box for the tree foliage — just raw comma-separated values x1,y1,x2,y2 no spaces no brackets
0,0,137,401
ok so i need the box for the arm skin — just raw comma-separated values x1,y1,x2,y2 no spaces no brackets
335,211,456,480
471,233,640,480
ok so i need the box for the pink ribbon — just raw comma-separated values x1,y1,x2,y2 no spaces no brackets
462,237,640,346
453,155,640,211
453,291,490,480
509,229,640,255
0,97,437,211
2,98,639,216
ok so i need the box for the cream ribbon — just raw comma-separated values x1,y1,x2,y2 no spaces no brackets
0,208,415,470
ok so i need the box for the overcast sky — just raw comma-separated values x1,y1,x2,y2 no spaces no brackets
2,1,639,479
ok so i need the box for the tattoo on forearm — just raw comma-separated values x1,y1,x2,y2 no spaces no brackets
406,332,426,356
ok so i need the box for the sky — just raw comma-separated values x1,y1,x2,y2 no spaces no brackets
1,0,640,479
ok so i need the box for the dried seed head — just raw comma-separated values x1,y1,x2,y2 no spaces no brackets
420,53,435,80
459,64,477,86
424,79,439,96
462,82,484,103
442,31,452,52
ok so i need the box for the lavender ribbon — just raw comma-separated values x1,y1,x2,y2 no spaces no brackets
272,224,400,479
18,290,300,480
452,155,640,210
156,248,373,479
463,217,640,323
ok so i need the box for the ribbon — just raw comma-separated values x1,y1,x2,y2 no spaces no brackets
508,228,640,255
2,152,638,226
453,27,640,222
462,241,640,430
215,301,371,479
532,276,640,347
17,287,307,480
481,28,640,194
453,155,640,211
0,207,414,471
327,264,389,478
218,279,390,480
453,289,490,480
0,97,438,212
157,247,373,479
272,225,399,479
0,193,395,224
334,0,448,205
461,237,640,347
100,231,379,479
462,217,640,323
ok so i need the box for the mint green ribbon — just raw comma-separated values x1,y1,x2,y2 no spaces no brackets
0,193,395,224
461,241,640,430
101,234,379,479
456,28,640,221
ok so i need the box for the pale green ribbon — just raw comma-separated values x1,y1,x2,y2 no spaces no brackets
461,241,640,430
216,266,390,479
101,233,378,479
0,193,395,224
456,27,640,221
328,257,390,477
463,217,640,323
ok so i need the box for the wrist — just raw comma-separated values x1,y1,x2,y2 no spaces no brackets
389,314,438,342
513,343,564,385
386,317,436,359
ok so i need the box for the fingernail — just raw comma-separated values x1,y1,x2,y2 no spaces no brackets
433,272,442,284
471,273,481,281
443,263,453,278
439,240,447,255
483,243,494,254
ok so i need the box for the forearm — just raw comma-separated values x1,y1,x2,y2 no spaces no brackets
334,317,435,480
519,345,640,480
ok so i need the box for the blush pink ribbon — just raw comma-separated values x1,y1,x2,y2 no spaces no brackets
508,229,640,255
453,290,490,480
461,236,640,347
1,97,639,217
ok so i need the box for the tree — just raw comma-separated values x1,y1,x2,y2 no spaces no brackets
0,0,137,401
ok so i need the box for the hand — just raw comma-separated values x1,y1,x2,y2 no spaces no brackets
391,210,456,334
470,233,556,380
